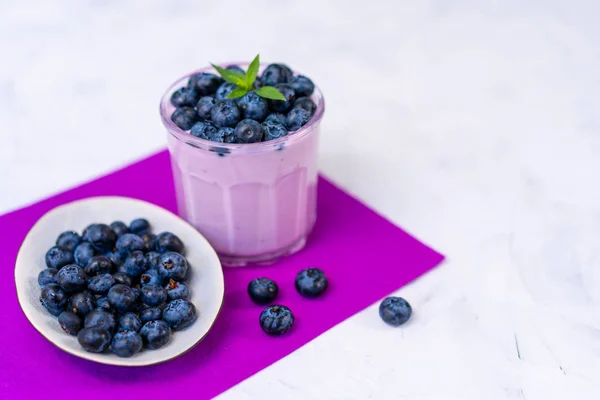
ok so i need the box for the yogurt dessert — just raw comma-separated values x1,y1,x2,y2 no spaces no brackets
160,57,324,266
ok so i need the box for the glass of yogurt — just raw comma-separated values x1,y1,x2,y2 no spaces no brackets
160,64,324,266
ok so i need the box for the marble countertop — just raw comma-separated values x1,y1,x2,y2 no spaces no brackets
2,1,599,398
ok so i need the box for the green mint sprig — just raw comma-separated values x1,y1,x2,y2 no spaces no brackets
211,54,287,101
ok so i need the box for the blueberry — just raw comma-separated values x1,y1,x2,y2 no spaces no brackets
107,284,138,313
155,232,185,254
158,252,188,281
171,107,199,130
77,327,112,353
112,272,133,287
104,251,123,267
131,287,141,301
379,297,412,326
253,78,264,90
262,121,288,141
56,231,81,252
84,255,114,276
237,91,269,122
259,305,294,335
286,107,312,131
140,285,168,307
264,113,287,125
58,311,82,335
188,72,222,95
279,64,294,77
68,291,96,317
211,146,231,157
164,279,190,301
45,246,74,270
140,320,171,350
96,296,113,313
196,96,216,119
128,218,149,234
170,87,200,108
84,309,117,333
261,63,293,87
226,65,245,74
190,121,218,140
268,84,296,113
146,251,161,270
111,331,143,357
140,307,162,323
289,75,315,97
82,223,117,253
248,278,278,305
141,233,156,252
140,269,163,287
124,250,148,277
119,312,142,332
162,299,196,331
74,243,95,268
116,233,145,255
109,221,129,237
211,99,241,128
87,273,116,295
295,268,328,298
116,262,128,275
56,265,88,292
215,82,236,101
40,283,68,316
293,97,317,115
207,126,234,143
234,119,264,143
38,268,58,287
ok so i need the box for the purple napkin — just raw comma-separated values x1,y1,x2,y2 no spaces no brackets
0,151,443,399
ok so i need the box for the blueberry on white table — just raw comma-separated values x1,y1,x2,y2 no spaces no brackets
379,297,412,327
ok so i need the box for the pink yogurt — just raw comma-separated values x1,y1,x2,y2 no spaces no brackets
160,64,324,266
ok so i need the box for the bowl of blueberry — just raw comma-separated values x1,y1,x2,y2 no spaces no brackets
14,197,224,366
160,55,324,266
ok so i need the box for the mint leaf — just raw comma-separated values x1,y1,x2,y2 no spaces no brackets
227,87,248,99
211,64,247,88
255,86,286,101
245,54,260,88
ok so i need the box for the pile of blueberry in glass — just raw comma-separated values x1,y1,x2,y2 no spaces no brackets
169,55,317,144
38,219,196,357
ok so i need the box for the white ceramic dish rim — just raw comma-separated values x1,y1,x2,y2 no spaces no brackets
14,196,225,367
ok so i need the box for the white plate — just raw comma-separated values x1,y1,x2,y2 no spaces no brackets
14,196,224,366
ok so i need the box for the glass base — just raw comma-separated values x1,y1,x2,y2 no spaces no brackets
219,236,307,267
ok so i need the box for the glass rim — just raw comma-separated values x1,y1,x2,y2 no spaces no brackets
159,62,325,155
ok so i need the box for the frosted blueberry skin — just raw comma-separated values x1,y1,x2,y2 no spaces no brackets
140,320,171,350
162,299,197,331
379,297,412,326
247,278,278,305
111,331,143,358
295,268,328,298
259,305,294,336
77,327,112,353
45,246,74,270
56,231,81,252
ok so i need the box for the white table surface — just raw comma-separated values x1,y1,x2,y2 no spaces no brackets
2,1,600,399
